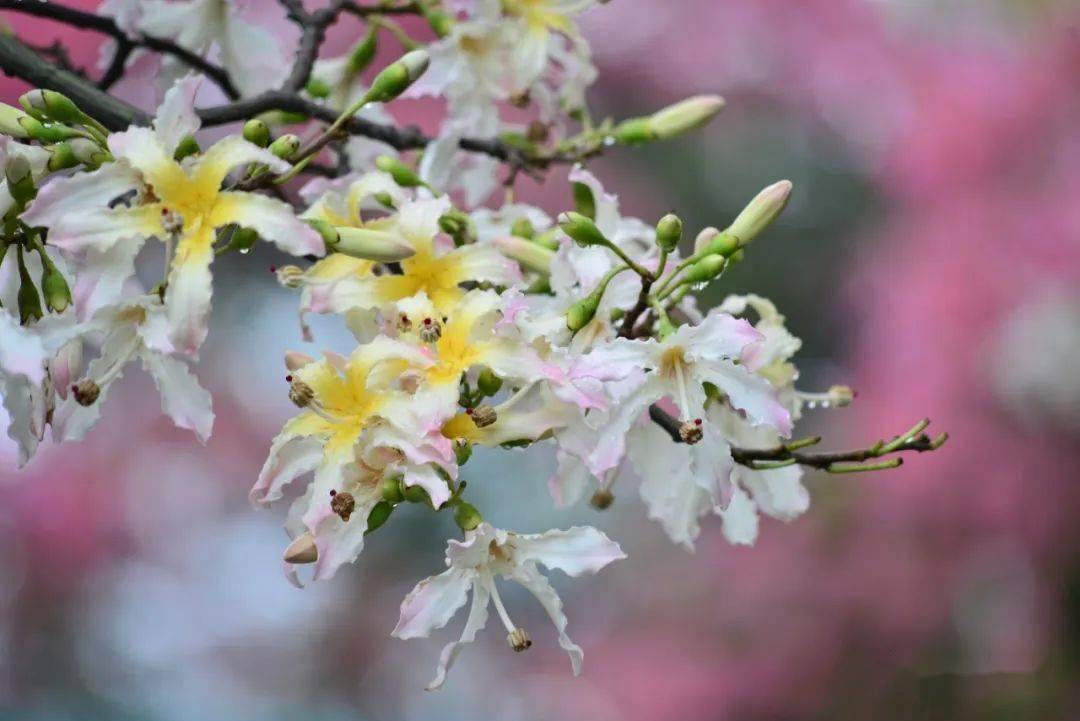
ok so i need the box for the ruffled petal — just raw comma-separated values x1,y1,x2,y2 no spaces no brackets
425,577,490,691
511,565,585,675
512,526,625,576
210,191,324,257
139,349,214,442
392,567,475,639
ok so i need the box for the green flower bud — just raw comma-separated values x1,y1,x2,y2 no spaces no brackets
439,209,472,246
304,77,332,100
571,181,596,219
268,134,300,159
375,155,424,187
16,247,42,324
403,483,431,505
19,116,81,144
477,367,503,396
611,117,654,145
647,95,725,140
365,50,430,104
0,103,32,138
453,500,483,532
5,155,36,208
681,255,727,285
19,89,84,125
379,474,405,504
304,218,340,248
510,217,535,239
364,501,394,535
655,213,683,252
373,191,396,209
558,211,608,248
491,235,554,275
173,134,200,161
40,260,72,313
242,119,271,147
725,180,793,247
224,226,259,253
532,228,560,251
68,138,111,168
699,228,740,257
424,8,454,37
347,27,379,75
566,293,601,332
454,440,473,466
46,143,79,171
335,227,415,262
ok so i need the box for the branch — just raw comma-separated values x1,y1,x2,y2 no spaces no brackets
278,0,351,94
342,2,425,18
649,405,948,473
0,0,240,99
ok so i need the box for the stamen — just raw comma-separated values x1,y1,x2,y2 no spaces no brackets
274,265,304,289
679,419,704,444
160,208,185,236
330,490,356,522
488,577,529,652
797,385,855,410
71,378,101,407
288,378,315,408
419,317,442,342
469,405,497,428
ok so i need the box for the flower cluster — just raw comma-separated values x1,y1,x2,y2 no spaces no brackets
0,0,944,690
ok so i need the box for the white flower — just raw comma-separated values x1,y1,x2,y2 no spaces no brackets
393,522,624,690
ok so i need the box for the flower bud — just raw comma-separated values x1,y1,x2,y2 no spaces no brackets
304,77,332,99
655,213,683,252
647,95,725,140
373,191,397,210
724,180,793,247
68,138,110,168
225,226,259,253
334,227,415,262
41,261,72,313
403,483,431,505
16,247,42,324
19,89,84,125
681,255,727,285
453,500,483,532
532,229,560,251
477,367,503,396
18,116,82,144
347,27,379,74
5,155,36,208
283,532,318,564
304,218,340,249
364,500,394,535
379,474,405,504
375,155,424,187
571,181,596,219
424,8,454,37
510,217,535,239
45,143,79,171
172,134,200,161
558,211,608,248
0,103,32,138
242,119,271,147
699,228,740,257
268,134,300,159
492,235,553,274
454,440,472,466
438,209,472,246
365,50,430,104
611,117,653,145
566,293,601,332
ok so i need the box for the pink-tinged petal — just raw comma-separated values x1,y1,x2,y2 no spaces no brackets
568,164,621,239
139,350,214,442
716,485,759,546
164,237,213,357
547,449,593,508
739,464,809,522
513,526,626,576
576,337,657,382
511,566,585,675
310,504,376,582
154,73,203,151
71,236,143,321
0,313,47,384
586,376,663,476
250,419,323,506
694,359,793,437
392,567,475,640
629,421,710,551
425,578,490,691
680,310,765,366
210,191,324,257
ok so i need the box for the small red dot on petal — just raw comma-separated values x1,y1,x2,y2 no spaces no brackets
329,490,337,496
695,418,703,425
285,375,293,383
270,266,277,273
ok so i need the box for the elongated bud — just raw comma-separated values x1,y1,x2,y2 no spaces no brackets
532,228,560,251
438,211,470,246
365,50,430,104
173,134,200,161
655,213,683,252
19,90,84,125
681,255,727,285
477,367,503,396
268,134,300,159
0,103,32,138
379,474,405,504
610,116,653,145
304,218,340,249
283,532,318,564
304,77,331,99
558,211,609,248
365,501,394,535
242,119,270,147
68,138,111,168
373,191,397,210
284,351,314,371
492,235,554,274
725,180,793,247
348,26,379,74
566,293,601,332
648,95,725,140
375,155,424,188
424,8,454,37
16,247,42,324
40,260,72,313
18,116,82,144
334,227,415,262
5,155,36,208
510,217,535,239
571,181,596,219
46,143,79,171
453,501,483,532
697,227,739,257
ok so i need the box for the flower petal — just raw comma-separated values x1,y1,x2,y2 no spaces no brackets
392,567,475,640
425,577,490,691
210,191,324,257
511,565,585,675
139,349,214,442
164,229,214,357
154,73,203,151
693,359,793,436
512,526,625,576
192,136,290,193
